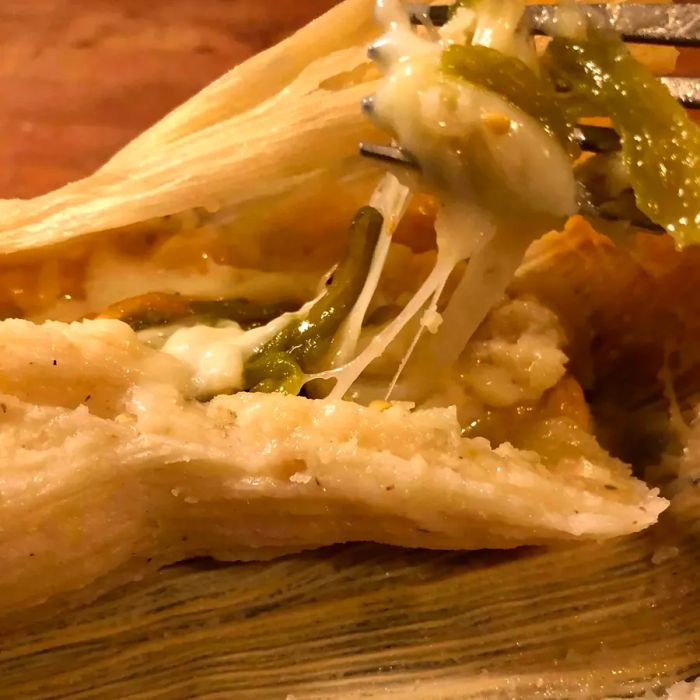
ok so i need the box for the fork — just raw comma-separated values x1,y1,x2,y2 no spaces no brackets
360,3,700,165
359,2,700,230
413,3,700,47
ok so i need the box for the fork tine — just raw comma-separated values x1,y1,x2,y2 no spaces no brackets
410,3,449,27
409,3,700,48
359,143,417,167
529,4,700,47
574,125,621,153
358,142,664,232
359,123,642,169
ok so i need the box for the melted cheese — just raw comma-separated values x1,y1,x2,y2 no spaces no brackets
161,324,248,397
139,0,578,404
320,0,577,399
160,296,320,398
328,173,411,369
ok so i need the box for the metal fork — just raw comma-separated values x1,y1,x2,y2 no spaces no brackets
413,3,700,48
360,2,700,170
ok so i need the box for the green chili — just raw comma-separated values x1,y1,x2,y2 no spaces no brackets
544,30,700,246
99,292,297,331
245,352,305,395
243,206,383,394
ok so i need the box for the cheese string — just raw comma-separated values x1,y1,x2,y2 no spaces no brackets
308,246,460,397
308,0,577,399
328,173,411,369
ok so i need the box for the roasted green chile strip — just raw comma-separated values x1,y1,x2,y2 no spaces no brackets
98,292,296,331
189,298,298,328
244,352,306,395
544,31,700,246
441,44,577,157
245,206,384,394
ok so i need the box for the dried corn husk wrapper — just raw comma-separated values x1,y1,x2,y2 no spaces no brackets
0,1,697,698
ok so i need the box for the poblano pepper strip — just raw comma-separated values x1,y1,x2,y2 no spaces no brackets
245,352,305,395
544,31,700,246
99,292,297,331
244,206,384,394
440,44,578,157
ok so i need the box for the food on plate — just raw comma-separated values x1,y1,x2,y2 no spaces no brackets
0,0,697,622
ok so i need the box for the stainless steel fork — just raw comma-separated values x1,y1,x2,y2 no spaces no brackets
359,2,699,230
360,2,700,170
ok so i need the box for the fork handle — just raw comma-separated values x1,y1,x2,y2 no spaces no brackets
411,4,700,48
528,4,700,48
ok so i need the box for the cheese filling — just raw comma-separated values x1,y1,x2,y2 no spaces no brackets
75,0,580,409
312,0,576,399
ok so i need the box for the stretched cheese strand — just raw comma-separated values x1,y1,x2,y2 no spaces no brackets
328,173,411,369
320,0,576,398
383,274,447,401
311,244,462,397
430,219,542,370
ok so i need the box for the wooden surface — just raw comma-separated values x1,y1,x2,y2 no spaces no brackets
2,530,700,698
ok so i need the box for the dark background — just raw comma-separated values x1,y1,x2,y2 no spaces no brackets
0,0,697,199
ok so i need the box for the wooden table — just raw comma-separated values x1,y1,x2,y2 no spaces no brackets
0,0,336,199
